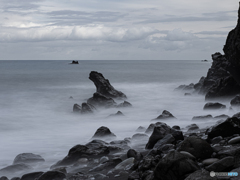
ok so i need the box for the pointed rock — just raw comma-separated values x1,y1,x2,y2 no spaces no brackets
89,71,127,99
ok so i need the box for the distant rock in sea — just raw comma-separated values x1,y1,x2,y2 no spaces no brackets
69,60,79,64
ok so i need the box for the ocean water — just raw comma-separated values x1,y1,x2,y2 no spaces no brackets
0,60,235,176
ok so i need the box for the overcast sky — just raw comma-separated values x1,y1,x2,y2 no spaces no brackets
0,0,238,60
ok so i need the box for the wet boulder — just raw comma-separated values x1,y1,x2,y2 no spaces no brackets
0,177,8,180
214,114,229,120
153,151,200,180
108,111,124,117
20,172,43,180
153,134,175,149
89,158,122,172
207,117,240,139
203,102,226,110
89,71,127,99
231,95,240,106
172,125,180,130
127,149,143,161
0,164,32,178
81,102,96,114
37,171,66,180
205,156,235,172
116,101,132,108
177,136,213,159
146,122,183,149
136,126,146,132
73,104,81,113
13,153,45,166
152,110,176,121
192,115,213,121
87,92,117,108
51,140,113,167
92,126,116,140
228,136,240,144
186,124,199,132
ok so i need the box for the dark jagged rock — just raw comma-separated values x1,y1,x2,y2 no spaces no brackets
152,110,176,121
186,124,199,132
116,101,132,108
89,71,127,99
153,151,200,180
214,114,230,120
127,149,143,161
92,126,116,140
89,158,122,172
205,75,240,100
108,111,124,117
203,102,226,110
87,92,116,108
194,3,240,98
233,112,240,118
37,171,66,180
20,172,43,180
51,140,116,168
231,95,240,106
81,102,95,114
192,115,213,121
194,77,205,91
153,134,175,149
145,122,183,149
13,153,45,165
73,104,81,113
207,117,240,140
177,136,213,159
223,2,240,73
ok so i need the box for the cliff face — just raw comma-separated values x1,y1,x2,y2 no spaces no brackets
198,3,240,99
223,2,240,67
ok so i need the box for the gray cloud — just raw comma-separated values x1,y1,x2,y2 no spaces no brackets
0,0,238,60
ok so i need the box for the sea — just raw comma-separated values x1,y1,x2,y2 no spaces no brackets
0,60,235,176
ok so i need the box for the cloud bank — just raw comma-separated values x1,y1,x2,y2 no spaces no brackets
0,0,237,60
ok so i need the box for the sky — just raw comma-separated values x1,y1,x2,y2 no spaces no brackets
0,0,239,60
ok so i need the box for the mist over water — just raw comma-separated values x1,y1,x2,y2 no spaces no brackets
0,60,236,176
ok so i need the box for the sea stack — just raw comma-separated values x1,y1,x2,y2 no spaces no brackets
89,71,127,99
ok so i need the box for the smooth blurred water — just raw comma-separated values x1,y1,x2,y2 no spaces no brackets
0,60,235,177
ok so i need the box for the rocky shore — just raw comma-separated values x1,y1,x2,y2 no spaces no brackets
1,3,240,180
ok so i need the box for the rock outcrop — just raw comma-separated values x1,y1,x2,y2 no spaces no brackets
89,71,127,99
177,4,240,99
152,110,176,121
87,92,117,108
199,4,240,99
92,126,116,140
